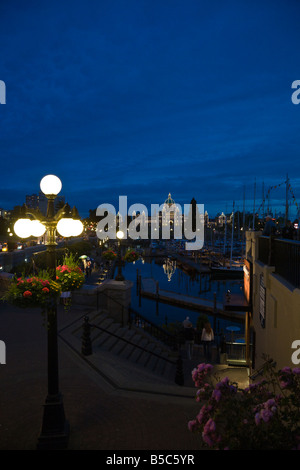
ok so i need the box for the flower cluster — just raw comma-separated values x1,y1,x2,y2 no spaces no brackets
2,273,61,309
123,249,139,263
56,264,85,291
102,250,117,261
254,398,278,425
192,363,213,389
278,366,300,389
188,361,300,450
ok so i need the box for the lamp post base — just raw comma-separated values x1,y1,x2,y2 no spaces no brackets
37,393,69,450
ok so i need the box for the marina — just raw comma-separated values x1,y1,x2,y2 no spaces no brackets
120,253,248,340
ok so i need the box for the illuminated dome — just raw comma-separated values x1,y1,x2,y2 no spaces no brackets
164,193,175,207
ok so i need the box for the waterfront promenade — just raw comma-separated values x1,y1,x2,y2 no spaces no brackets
0,295,249,451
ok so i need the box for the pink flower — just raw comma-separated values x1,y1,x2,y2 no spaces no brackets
255,412,261,425
260,409,272,423
202,433,214,447
212,389,222,402
23,290,32,298
42,287,50,293
187,420,198,432
281,367,292,374
202,419,219,447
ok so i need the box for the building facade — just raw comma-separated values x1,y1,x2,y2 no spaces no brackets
246,231,300,371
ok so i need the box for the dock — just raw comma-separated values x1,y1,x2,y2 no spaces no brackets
171,254,211,274
140,278,245,322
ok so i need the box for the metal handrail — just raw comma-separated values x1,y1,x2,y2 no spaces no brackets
86,319,177,365
95,287,178,349
249,358,276,380
129,308,179,350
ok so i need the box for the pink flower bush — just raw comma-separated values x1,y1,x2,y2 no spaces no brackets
188,360,300,450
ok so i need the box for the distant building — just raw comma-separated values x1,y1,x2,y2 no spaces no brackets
54,195,65,212
36,191,65,215
38,191,48,215
0,208,8,218
217,212,226,226
25,194,39,209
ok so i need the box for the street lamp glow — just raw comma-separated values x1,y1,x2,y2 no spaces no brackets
72,219,83,236
56,218,73,237
56,218,83,237
31,220,46,237
14,219,32,238
40,174,62,196
116,230,124,239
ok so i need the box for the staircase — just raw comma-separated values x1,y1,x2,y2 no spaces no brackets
71,309,179,384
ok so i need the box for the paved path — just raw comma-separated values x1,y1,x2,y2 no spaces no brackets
0,300,249,451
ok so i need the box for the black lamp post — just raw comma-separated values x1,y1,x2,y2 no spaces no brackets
115,229,125,281
36,176,69,449
14,175,83,450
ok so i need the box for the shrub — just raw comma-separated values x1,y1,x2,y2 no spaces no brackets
188,360,300,450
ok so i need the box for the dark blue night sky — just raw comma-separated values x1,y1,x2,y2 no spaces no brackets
1,0,300,219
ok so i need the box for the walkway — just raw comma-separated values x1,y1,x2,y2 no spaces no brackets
0,301,249,450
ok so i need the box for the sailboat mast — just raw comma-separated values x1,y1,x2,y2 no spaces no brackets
262,181,265,220
230,201,235,265
285,173,289,226
224,214,227,255
242,185,245,258
252,178,256,230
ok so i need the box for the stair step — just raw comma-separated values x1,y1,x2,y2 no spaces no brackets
76,310,179,383
94,322,121,347
120,334,145,360
72,310,107,336
109,329,136,355
130,338,150,363
105,327,129,351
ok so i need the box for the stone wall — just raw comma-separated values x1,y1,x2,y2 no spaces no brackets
72,279,133,326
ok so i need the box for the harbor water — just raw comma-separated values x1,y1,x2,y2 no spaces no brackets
121,257,245,339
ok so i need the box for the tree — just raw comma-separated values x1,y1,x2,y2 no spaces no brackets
0,216,8,236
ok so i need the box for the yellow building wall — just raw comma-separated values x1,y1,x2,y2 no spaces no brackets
248,232,300,371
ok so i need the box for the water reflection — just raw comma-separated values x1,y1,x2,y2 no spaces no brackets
123,257,245,337
162,258,176,282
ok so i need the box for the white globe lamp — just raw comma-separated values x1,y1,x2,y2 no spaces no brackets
31,220,46,237
71,220,84,236
56,218,73,237
14,219,32,238
40,175,62,196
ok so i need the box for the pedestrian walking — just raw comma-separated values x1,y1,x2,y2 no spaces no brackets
182,317,195,360
201,322,214,362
